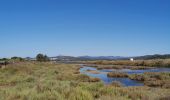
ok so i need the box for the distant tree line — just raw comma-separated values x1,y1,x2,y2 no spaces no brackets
0,54,50,62
0,58,9,61
0,57,24,62
0,57,24,66
11,57,25,61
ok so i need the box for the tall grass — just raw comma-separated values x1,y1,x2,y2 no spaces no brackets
0,62,170,100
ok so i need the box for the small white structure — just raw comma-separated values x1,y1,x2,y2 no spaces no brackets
130,58,134,62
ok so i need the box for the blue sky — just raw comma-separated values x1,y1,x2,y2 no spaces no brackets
0,0,170,57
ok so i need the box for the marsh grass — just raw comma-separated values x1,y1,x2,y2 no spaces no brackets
107,72,128,78
110,81,124,87
0,62,170,100
129,72,170,88
84,59,170,68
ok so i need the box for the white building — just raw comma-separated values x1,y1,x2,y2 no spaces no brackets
130,58,134,61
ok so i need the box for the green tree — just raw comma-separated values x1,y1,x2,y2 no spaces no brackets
44,55,50,61
36,54,50,62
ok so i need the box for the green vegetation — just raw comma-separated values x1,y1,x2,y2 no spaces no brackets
0,62,170,100
0,58,9,61
11,57,25,62
0,57,25,64
36,54,50,62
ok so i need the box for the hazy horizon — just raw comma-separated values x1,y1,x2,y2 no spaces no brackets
1,53,170,59
0,0,170,57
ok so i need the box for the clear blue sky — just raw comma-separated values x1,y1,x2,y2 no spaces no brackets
0,0,170,57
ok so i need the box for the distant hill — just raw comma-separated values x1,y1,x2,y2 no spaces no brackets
78,56,127,60
49,56,127,61
133,54,170,60
26,54,170,61
1,54,170,62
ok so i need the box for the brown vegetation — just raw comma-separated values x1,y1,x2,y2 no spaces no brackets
110,81,123,87
83,59,170,68
129,72,170,88
107,72,128,78
89,78,101,82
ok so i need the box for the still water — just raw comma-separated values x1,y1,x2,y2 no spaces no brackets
80,66,170,87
